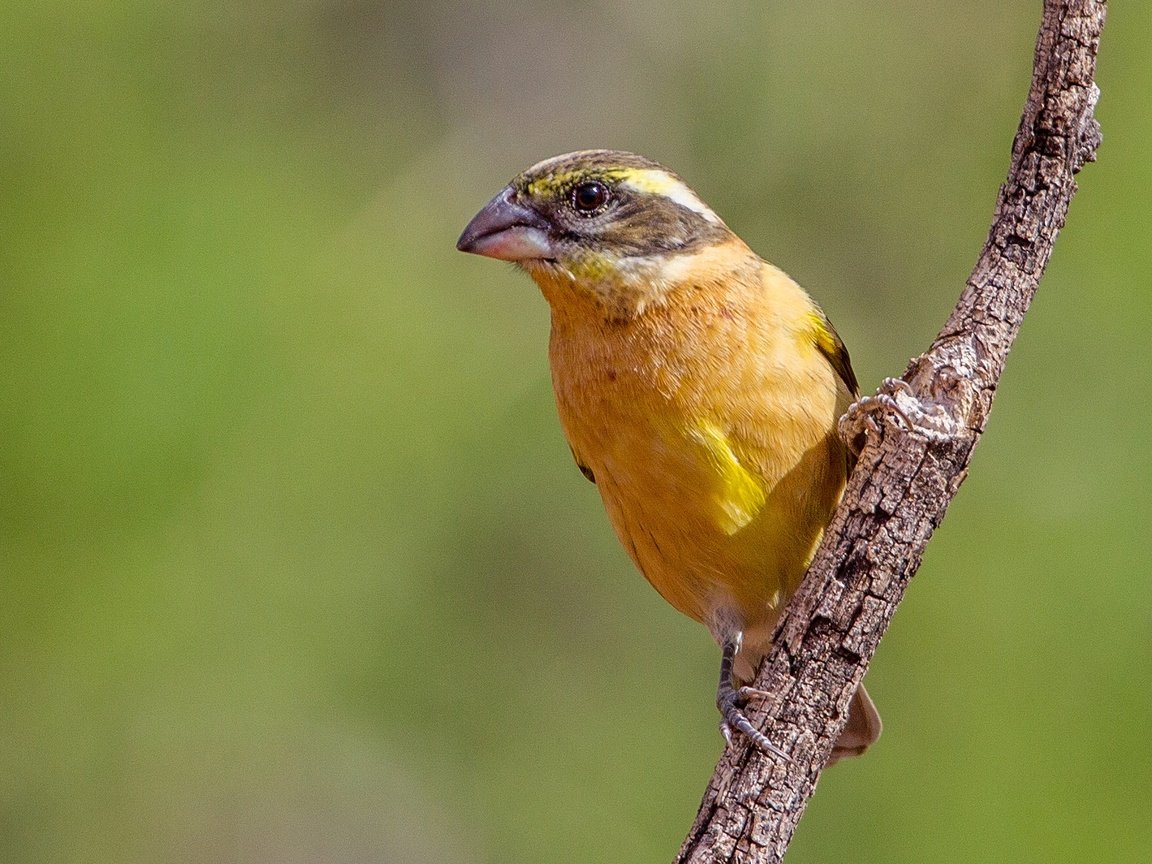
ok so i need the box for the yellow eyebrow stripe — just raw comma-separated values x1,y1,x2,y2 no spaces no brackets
526,167,721,223
614,170,720,222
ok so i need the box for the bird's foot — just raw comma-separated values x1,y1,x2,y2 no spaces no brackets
839,376,956,450
717,685,791,760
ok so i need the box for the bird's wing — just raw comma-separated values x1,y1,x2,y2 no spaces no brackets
809,310,859,398
807,309,860,472
569,445,596,483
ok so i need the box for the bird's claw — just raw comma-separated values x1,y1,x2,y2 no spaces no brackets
839,376,956,448
717,686,791,761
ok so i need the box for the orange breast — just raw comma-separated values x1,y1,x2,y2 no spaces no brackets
538,253,852,636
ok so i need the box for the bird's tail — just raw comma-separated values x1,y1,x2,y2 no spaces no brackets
828,683,882,764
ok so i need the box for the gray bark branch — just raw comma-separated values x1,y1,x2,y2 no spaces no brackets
674,2,1106,861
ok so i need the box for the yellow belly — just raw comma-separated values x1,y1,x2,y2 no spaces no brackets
562,384,846,633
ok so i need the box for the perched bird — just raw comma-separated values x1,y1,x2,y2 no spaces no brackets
457,150,880,762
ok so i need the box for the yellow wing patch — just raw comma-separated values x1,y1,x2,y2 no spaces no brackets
687,422,766,535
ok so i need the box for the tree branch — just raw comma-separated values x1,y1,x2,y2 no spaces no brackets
674,2,1106,861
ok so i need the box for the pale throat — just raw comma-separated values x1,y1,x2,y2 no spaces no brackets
525,243,748,322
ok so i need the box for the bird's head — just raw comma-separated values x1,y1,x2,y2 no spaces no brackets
457,150,744,315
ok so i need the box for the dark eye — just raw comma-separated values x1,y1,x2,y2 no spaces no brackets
570,180,610,214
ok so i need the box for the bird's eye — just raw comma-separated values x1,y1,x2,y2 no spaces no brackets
570,180,610,214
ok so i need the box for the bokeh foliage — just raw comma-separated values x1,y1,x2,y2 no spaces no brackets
2,2,1149,862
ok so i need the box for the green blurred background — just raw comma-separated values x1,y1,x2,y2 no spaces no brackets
2,2,1148,862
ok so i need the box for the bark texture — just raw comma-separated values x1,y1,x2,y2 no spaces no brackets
674,2,1106,861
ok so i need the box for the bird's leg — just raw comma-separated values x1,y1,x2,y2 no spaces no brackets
715,635,790,760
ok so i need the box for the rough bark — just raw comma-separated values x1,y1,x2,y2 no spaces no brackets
674,2,1106,861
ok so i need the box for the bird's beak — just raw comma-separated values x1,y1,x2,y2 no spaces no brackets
456,187,554,261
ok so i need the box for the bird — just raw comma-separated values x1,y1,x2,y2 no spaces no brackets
457,149,880,763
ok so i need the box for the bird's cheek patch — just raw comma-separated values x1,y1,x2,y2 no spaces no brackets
567,253,621,282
